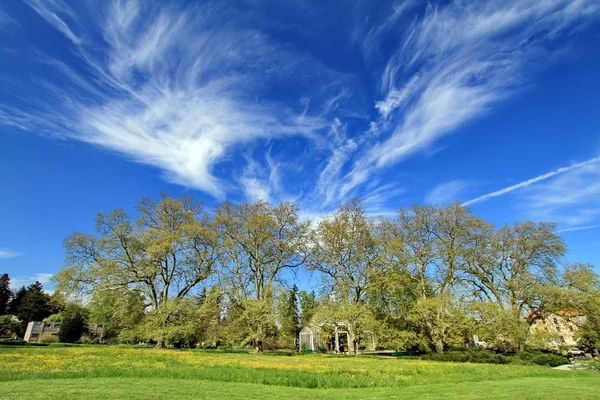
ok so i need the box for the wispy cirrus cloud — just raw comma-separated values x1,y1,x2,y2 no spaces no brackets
324,0,600,203
557,224,600,233
463,156,600,206
0,7,16,27
522,160,600,227
1,0,599,212
4,0,339,199
23,0,82,44
460,156,600,229
0,248,20,259
425,180,469,205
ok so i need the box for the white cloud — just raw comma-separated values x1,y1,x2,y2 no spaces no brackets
23,0,82,44
0,248,20,258
425,180,469,205
3,0,600,211
336,0,600,199
462,156,600,206
557,224,600,233
0,7,17,27
521,161,600,227
8,1,333,199
10,273,54,289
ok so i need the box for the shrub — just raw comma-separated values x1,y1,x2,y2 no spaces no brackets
423,350,511,364
422,349,568,367
585,360,600,371
513,351,568,367
39,333,57,343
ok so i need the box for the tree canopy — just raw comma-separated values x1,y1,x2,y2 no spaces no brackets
6,193,595,353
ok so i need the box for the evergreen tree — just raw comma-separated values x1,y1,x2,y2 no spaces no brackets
10,282,54,335
0,274,11,315
281,285,300,342
8,286,26,316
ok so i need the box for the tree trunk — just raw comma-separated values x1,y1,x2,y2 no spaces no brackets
433,338,444,354
155,338,166,349
347,327,356,355
255,339,263,353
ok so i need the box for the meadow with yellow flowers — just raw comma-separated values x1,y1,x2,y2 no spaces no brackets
0,345,598,399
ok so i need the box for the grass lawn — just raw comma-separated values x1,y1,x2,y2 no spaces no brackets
0,346,597,399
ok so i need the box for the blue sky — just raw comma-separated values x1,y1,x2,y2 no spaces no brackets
1,0,600,292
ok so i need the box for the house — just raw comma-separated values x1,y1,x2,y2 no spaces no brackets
24,321,104,343
525,311,586,347
24,321,61,342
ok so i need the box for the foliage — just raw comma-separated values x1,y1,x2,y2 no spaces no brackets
469,302,531,352
0,315,20,336
87,289,145,343
8,282,55,336
42,195,597,353
585,360,600,371
58,305,89,343
0,274,11,315
513,351,568,367
423,350,511,364
39,333,57,343
236,299,278,352
423,350,568,367
214,200,309,351
57,194,219,348
278,285,300,347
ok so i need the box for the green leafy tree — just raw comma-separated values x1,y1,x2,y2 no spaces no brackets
544,264,600,348
0,315,20,337
136,298,201,347
298,290,317,328
309,199,383,353
88,289,146,343
196,287,224,347
312,300,379,352
214,200,309,352
58,304,89,343
56,194,219,348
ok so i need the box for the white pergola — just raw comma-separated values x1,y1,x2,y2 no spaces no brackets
299,322,351,353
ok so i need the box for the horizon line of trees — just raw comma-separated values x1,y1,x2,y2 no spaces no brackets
2,194,599,353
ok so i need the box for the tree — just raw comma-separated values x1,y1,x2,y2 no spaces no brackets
56,194,219,348
462,221,565,350
214,200,310,351
309,199,382,353
196,287,224,347
279,284,300,346
9,282,54,336
136,298,201,347
298,290,317,328
464,221,565,314
58,304,89,343
0,274,11,315
406,295,470,353
0,315,20,337
88,289,146,343
543,264,600,349
377,203,488,352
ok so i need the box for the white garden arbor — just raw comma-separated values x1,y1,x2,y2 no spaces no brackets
299,322,376,353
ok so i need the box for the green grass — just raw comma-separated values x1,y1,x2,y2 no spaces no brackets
0,345,597,399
